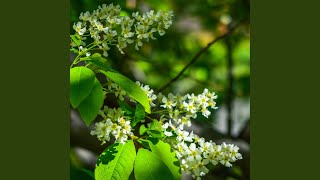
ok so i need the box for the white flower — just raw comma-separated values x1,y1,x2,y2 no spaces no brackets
73,22,86,35
110,123,121,134
193,159,209,177
90,122,109,145
177,116,192,128
187,93,198,102
79,11,91,21
183,101,197,113
169,110,180,119
201,106,211,118
162,120,177,132
185,143,202,162
197,94,209,107
176,129,193,142
208,99,218,109
175,93,186,106
164,131,173,137
230,145,242,160
161,96,176,109
220,155,232,167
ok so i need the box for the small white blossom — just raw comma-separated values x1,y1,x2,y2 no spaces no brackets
161,96,177,109
73,22,86,35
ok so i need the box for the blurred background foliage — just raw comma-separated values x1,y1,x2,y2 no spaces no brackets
70,0,250,179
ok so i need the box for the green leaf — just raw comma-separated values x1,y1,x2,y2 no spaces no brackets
70,48,79,54
70,67,96,108
136,139,150,149
95,140,136,180
70,165,94,180
149,141,181,180
147,120,164,138
132,103,146,127
70,34,82,46
149,120,163,132
139,125,148,136
118,100,135,116
134,149,173,180
78,78,104,126
147,130,162,138
99,70,151,113
80,53,117,72
81,169,94,179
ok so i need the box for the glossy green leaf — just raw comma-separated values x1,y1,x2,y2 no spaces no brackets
147,120,164,138
132,103,146,127
149,141,181,180
70,34,81,46
147,130,162,138
70,67,96,108
70,48,79,54
139,125,148,136
80,53,117,72
95,140,136,180
136,139,150,149
100,70,151,113
78,78,104,126
149,120,163,132
134,149,173,180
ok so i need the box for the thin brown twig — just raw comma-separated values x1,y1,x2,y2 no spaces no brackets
156,23,239,93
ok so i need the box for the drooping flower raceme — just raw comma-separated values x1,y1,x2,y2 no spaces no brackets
71,3,173,57
156,89,242,179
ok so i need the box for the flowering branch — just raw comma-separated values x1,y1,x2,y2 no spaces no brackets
70,4,243,180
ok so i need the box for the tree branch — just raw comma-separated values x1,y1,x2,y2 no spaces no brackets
156,23,239,92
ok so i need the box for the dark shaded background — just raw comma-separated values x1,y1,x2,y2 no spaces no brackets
70,0,250,179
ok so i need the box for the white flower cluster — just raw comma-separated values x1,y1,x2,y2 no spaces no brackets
160,89,218,131
172,133,242,179
91,81,157,144
157,89,242,179
72,3,173,56
136,81,157,107
90,106,133,144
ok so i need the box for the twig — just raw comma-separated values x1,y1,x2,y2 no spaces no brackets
156,23,239,92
